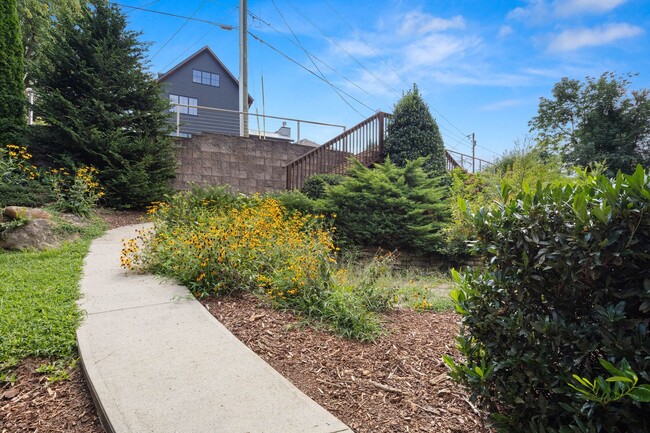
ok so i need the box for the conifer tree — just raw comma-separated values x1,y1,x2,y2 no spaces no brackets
34,0,175,208
0,0,26,145
383,84,447,176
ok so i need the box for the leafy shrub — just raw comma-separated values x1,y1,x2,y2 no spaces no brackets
445,166,650,433
301,173,345,199
122,189,383,340
320,157,451,255
268,189,317,215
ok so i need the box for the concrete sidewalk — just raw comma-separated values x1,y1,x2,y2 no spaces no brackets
77,224,353,433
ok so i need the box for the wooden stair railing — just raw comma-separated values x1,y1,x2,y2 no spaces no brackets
285,112,488,190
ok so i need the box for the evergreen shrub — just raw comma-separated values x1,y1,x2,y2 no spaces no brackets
445,166,650,432
301,173,345,199
320,157,450,254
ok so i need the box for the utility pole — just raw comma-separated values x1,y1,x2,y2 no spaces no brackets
470,133,476,173
239,0,248,137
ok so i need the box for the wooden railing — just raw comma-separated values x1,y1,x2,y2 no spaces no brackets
286,111,390,190
285,112,491,190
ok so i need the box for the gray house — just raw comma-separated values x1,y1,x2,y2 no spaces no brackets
158,46,252,137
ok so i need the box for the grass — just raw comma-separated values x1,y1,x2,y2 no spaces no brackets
0,217,106,365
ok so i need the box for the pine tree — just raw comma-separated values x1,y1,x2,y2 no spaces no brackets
33,0,175,208
383,84,447,176
0,0,26,145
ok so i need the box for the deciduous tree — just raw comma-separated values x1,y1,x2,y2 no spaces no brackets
529,72,650,175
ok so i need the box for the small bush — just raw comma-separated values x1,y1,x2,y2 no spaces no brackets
0,144,54,207
301,173,345,199
320,157,451,254
445,166,650,433
50,166,105,217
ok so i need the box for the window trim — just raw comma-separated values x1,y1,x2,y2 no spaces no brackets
169,93,198,116
192,69,220,87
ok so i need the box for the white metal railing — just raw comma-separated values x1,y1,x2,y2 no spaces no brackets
170,104,346,144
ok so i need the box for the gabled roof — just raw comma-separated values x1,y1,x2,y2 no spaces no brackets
157,46,253,107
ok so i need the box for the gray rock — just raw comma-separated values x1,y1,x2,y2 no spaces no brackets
0,218,76,251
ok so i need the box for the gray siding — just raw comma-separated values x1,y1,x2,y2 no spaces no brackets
160,50,240,136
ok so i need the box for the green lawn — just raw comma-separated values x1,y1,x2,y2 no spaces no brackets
0,220,105,365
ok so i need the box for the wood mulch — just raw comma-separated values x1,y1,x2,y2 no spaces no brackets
1,210,491,432
0,359,103,433
203,293,492,433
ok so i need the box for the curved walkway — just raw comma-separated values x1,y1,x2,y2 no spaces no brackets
77,224,352,433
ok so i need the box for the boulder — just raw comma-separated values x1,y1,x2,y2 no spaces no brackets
0,218,78,251
3,206,52,221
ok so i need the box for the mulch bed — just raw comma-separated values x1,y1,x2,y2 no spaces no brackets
203,293,492,433
0,359,103,433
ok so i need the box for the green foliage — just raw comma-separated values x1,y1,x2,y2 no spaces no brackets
301,173,345,199
33,0,176,208
383,84,447,176
0,0,26,145
568,358,650,405
17,0,83,87
0,218,106,362
51,166,105,217
320,157,451,255
530,72,650,176
446,166,650,433
123,189,384,341
268,189,317,215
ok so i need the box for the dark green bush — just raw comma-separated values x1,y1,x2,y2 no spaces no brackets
445,166,650,432
301,173,345,199
0,183,54,208
269,190,317,215
320,157,450,255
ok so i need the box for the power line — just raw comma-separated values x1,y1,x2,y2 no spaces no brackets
113,3,235,29
318,0,472,142
283,0,401,97
150,0,210,61
248,31,377,113
270,0,367,118
160,26,217,72
248,11,370,96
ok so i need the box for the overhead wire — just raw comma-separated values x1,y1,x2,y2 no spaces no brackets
318,0,473,143
112,3,235,28
150,0,210,61
248,11,370,96
284,0,401,97
247,32,377,113
269,0,368,118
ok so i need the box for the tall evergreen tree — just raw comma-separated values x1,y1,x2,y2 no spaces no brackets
383,84,447,176
0,0,26,145
34,0,176,208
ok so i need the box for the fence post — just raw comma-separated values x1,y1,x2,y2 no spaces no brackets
297,120,301,143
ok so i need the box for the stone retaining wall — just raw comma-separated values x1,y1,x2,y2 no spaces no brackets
174,133,313,194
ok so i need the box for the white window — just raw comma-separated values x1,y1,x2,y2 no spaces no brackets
192,69,220,87
169,94,198,116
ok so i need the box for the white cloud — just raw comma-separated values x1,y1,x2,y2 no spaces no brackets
498,25,514,38
548,23,644,52
553,0,628,17
506,0,550,23
480,99,526,111
403,34,480,68
398,12,465,36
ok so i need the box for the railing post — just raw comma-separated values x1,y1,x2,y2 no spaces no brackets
176,105,180,137
377,112,385,156
297,120,301,143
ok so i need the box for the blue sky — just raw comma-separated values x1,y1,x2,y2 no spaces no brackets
118,0,650,161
